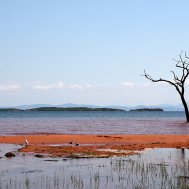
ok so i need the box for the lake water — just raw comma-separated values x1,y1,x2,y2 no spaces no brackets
1,144,189,189
0,111,189,135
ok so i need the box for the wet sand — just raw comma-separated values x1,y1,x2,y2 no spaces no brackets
1,134,189,157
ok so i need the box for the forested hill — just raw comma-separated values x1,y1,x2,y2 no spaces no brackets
0,107,125,112
0,108,23,111
27,107,125,111
130,108,164,112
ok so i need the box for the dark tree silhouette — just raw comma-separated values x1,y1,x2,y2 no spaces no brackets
143,51,189,122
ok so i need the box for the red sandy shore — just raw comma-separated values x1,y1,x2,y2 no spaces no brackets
1,134,189,146
1,134,189,157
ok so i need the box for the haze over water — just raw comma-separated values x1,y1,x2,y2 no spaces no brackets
0,111,189,135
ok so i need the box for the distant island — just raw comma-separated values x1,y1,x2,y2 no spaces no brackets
130,108,164,112
0,107,125,112
0,108,23,112
27,107,125,111
0,103,185,111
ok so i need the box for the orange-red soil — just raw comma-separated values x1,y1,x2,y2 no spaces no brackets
1,134,189,157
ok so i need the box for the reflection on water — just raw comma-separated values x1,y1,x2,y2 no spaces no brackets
1,145,189,189
0,111,189,135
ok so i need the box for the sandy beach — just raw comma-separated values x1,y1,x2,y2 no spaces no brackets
1,134,189,157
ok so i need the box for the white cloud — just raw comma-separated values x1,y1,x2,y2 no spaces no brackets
121,81,135,87
69,84,92,90
69,84,83,90
0,84,20,92
33,85,53,90
55,82,65,89
33,82,65,90
33,82,91,90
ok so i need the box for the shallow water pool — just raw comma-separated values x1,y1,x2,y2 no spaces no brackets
0,144,189,189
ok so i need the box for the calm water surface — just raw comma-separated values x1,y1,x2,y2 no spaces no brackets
0,111,189,135
0,144,189,189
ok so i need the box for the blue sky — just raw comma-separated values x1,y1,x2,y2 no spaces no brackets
0,0,189,106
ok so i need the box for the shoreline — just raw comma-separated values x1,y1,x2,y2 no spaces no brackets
1,134,189,158
1,134,189,145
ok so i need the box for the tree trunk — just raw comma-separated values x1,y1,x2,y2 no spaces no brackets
180,94,189,122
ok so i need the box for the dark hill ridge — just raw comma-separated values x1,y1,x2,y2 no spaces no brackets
0,108,23,111
0,107,125,112
0,108,24,112
27,107,125,112
3,103,185,111
130,108,164,112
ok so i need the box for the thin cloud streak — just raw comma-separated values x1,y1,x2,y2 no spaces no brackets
31,81,175,92
121,81,135,87
0,84,20,91
69,84,84,90
33,82,65,90
33,82,91,90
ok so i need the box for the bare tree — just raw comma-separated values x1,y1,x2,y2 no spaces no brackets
143,51,189,122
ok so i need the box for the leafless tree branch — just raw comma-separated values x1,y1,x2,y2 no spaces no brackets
142,51,189,122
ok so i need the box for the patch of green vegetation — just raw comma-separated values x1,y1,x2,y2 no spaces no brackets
130,108,163,112
0,107,126,112
0,108,23,111
27,107,125,112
